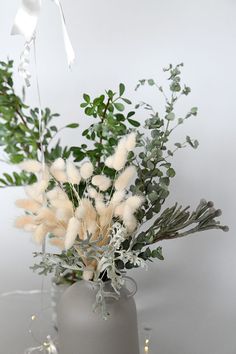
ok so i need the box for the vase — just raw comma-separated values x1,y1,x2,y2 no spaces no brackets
57,277,140,354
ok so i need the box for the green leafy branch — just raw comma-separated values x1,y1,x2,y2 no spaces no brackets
132,64,200,223
72,83,140,175
0,60,79,188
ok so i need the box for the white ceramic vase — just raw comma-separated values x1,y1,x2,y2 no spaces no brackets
57,278,140,354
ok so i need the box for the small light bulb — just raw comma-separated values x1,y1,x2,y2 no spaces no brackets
31,314,36,321
144,345,149,353
145,339,149,344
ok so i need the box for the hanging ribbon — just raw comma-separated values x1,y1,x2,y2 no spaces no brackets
11,0,75,86
52,0,75,68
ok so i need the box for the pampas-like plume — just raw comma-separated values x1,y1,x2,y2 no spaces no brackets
35,208,57,227
87,187,103,202
47,188,59,201
25,186,42,204
33,224,49,245
92,175,111,191
95,199,106,216
51,226,67,238
15,199,41,213
80,162,94,180
83,266,95,281
122,204,138,232
19,160,42,173
99,205,113,229
50,168,68,183
125,132,137,151
76,199,97,222
86,221,98,240
114,166,136,191
47,187,68,201
66,161,81,184
112,140,128,171
111,190,126,205
123,214,137,233
55,207,73,223
64,217,80,250
87,187,98,199
114,202,126,218
50,198,73,210
15,215,36,229
25,182,46,204
104,133,136,171
125,195,145,211
114,197,140,232
24,224,37,232
105,156,114,169
75,202,86,219
51,158,65,170
50,158,68,183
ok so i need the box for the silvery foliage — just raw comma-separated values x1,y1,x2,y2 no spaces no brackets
33,222,147,318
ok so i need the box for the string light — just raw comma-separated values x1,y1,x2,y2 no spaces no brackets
144,339,150,353
143,326,152,353
25,308,58,353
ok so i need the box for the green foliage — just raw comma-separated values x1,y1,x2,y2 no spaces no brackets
132,63,200,227
71,83,140,173
119,63,227,268
31,250,83,284
0,60,228,280
0,171,36,187
131,200,228,261
0,60,79,188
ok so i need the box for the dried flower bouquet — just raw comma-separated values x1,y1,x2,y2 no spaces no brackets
0,61,228,314
15,133,146,284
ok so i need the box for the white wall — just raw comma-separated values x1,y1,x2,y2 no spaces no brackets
0,0,235,353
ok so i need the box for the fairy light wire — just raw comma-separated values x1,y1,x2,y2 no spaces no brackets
143,326,152,353
25,307,58,353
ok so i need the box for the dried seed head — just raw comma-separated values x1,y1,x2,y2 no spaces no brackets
80,162,94,180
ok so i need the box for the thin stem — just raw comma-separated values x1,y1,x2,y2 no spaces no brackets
97,97,111,167
155,84,169,103
16,109,28,128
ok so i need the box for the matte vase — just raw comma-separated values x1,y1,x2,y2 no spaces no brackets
57,278,140,354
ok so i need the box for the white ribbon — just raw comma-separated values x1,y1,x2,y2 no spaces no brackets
11,0,41,40
11,0,75,86
53,0,75,68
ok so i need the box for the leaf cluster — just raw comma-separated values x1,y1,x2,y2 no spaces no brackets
132,200,228,257
132,64,200,224
71,83,139,176
0,60,79,188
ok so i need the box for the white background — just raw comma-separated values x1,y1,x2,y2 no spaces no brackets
0,0,235,353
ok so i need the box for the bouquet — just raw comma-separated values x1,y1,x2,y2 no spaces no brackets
0,60,228,316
